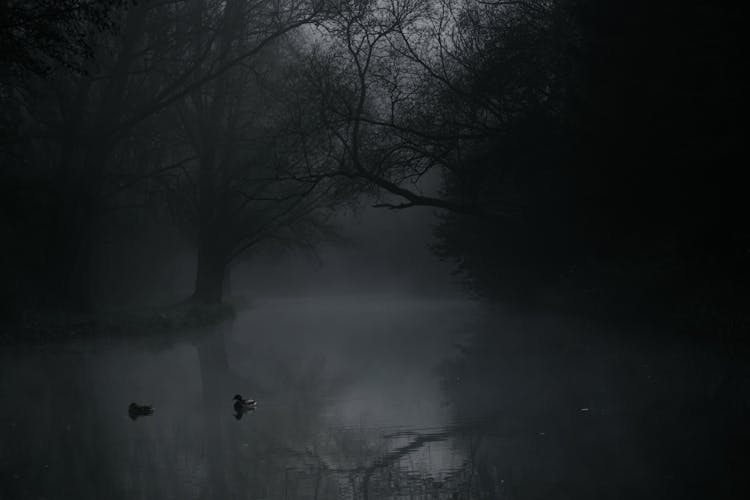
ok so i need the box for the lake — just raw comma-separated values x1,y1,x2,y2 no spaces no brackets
1,295,742,499
1,295,481,499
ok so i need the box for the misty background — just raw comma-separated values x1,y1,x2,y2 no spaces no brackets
1,1,747,499
94,203,459,306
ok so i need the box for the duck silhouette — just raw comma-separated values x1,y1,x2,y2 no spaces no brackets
128,402,154,420
233,394,257,420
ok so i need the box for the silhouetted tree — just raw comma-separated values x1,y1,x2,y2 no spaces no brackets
310,0,747,325
433,0,748,323
0,0,127,76
145,4,356,304
1,0,334,313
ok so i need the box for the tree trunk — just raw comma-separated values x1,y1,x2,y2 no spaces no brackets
51,174,98,313
223,265,233,297
189,0,244,307
195,324,233,499
46,3,147,313
193,242,227,304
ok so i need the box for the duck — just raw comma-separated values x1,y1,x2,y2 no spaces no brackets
128,402,154,420
233,394,257,419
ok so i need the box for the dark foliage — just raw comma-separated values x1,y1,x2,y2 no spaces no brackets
0,0,127,75
434,0,748,329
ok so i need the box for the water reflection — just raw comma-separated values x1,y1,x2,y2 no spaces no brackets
3,297,740,498
0,295,478,499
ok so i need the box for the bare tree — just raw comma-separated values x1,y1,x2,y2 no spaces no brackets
298,0,565,218
3,0,335,310
153,16,357,304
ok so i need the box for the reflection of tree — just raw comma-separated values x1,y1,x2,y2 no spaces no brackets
193,320,347,499
279,423,490,499
359,430,452,499
6,316,540,499
194,324,233,499
437,312,750,500
0,319,353,499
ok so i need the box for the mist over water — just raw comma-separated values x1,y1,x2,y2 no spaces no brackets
236,205,459,300
3,291,739,499
1,1,746,498
0,206,745,500
0,294,482,499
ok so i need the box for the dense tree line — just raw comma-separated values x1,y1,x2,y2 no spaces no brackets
1,0,348,315
300,0,746,328
430,1,747,329
1,0,745,330
286,0,746,328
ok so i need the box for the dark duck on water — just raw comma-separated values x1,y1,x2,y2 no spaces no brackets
233,394,257,419
128,402,154,420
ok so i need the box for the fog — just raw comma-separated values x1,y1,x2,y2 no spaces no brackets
237,205,460,299
1,1,746,499
1,295,479,499
3,290,740,498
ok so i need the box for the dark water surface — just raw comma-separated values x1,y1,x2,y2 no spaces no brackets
1,296,481,499
1,295,745,499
